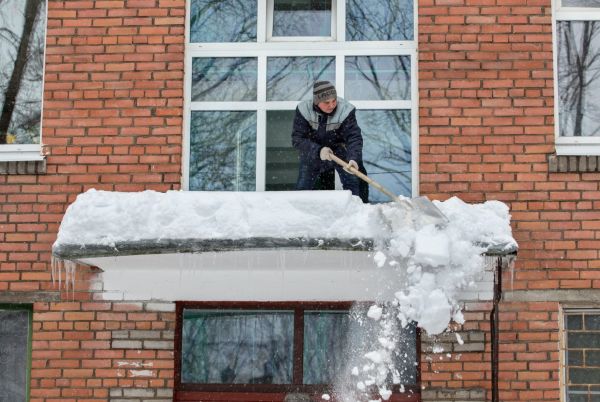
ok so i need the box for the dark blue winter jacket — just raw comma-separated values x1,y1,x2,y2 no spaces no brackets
291,98,363,163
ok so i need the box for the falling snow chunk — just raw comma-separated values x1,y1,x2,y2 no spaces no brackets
321,394,330,401
364,351,384,364
373,251,387,267
455,333,464,345
413,225,450,267
379,389,392,400
432,345,444,353
367,305,383,321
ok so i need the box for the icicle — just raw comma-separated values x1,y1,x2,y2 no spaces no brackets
51,255,59,286
61,260,77,300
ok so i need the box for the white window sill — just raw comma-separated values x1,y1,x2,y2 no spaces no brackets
556,137,600,156
0,144,44,162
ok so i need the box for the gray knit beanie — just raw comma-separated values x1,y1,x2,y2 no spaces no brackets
313,80,337,104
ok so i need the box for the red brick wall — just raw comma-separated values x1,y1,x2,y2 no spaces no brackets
418,0,594,401
1,1,185,401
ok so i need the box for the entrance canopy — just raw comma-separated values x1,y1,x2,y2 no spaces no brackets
52,190,517,302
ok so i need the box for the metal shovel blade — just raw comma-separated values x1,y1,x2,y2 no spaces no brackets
410,196,449,226
327,152,449,226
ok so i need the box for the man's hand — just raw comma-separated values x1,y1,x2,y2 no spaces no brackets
344,160,358,173
319,147,332,161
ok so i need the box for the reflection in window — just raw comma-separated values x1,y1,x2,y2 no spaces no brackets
0,307,31,402
267,57,335,101
272,0,332,37
345,56,411,101
357,110,412,201
0,0,46,145
266,110,298,191
190,0,257,43
557,21,600,137
303,309,417,388
181,310,294,384
192,58,257,102
562,0,600,6
189,111,256,191
564,310,600,401
346,0,414,41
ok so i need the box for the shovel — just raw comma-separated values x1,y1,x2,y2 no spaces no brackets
328,153,449,227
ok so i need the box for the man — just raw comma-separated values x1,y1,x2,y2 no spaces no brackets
291,81,368,202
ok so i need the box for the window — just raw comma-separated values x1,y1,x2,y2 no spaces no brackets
175,302,418,401
0,0,46,161
0,305,32,402
562,308,600,401
184,0,418,202
553,0,600,155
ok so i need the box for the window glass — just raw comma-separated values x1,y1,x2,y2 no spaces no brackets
192,58,257,102
562,0,600,6
303,310,417,386
266,110,298,191
0,0,46,145
303,311,351,384
557,21,600,137
272,0,332,37
564,311,600,401
0,307,31,402
346,0,414,41
181,310,294,384
357,110,412,200
189,111,256,191
190,0,257,43
345,56,411,101
267,57,335,101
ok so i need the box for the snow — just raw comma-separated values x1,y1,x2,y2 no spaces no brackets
54,189,382,247
53,189,517,401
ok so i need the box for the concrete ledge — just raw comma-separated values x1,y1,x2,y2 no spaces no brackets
0,159,46,175
503,289,600,303
548,154,600,173
0,291,60,303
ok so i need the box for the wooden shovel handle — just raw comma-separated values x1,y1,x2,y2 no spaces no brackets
328,153,402,203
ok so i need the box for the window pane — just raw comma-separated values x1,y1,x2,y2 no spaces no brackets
267,57,335,101
0,0,46,145
189,111,256,191
190,0,257,43
346,0,414,41
266,110,298,191
345,56,411,101
303,311,351,384
563,0,600,6
357,110,412,201
303,310,417,386
0,308,30,402
557,21,600,137
272,0,332,37
192,58,257,102
181,310,294,384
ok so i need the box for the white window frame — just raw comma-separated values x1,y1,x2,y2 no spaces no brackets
183,0,419,196
266,0,337,42
552,0,600,155
0,0,47,162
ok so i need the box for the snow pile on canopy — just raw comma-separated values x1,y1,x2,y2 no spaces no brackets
54,189,515,253
54,189,384,247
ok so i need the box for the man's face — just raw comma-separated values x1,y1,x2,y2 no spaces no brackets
317,98,337,114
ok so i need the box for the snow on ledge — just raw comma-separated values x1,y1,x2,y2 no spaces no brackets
52,189,518,259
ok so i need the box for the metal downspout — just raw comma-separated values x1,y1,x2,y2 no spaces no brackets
491,256,503,402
